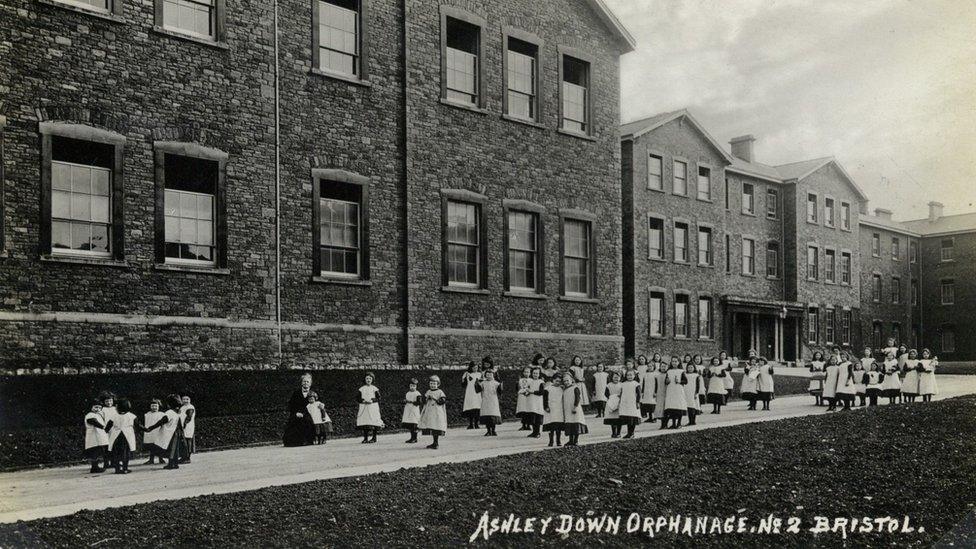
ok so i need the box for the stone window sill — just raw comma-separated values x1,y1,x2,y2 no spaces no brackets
647,187,665,193
311,276,372,286
441,285,489,295
649,335,666,340
40,254,129,268
310,68,372,88
558,295,599,304
501,114,545,129
697,197,713,203
503,291,547,300
648,256,666,262
556,128,597,142
439,98,489,115
742,273,758,278
673,259,691,266
742,211,757,217
698,337,715,342
698,262,715,269
151,26,230,50
154,263,230,275
36,0,124,23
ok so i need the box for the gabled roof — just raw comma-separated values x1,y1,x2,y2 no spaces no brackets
620,109,734,164
775,157,870,201
902,212,976,236
585,0,637,53
859,214,919,237
727,157,784,183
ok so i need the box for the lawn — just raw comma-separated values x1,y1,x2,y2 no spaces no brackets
2,396,973,548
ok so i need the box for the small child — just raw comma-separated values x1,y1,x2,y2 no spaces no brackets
740,358,759,411
918,349,939,403
143,394,184,470
852,360,867,407
401,379,423,443
835,354,857,411
823,355,840,411
98,391,118,471
902,349,920,403
809,351,827,406
662,358,688,429
516,366,532,431
561,371,587,446
356,372,383,444
705,357,727,414
619,369,642,437
418,375,447,449
476,370,503,437
306,392,333,445
590,363,609,418
865,362,883,406
543,375,566,446
639,362,658,423
756,358,775,411
83,401,109,474
652,361,667,422
524,367,545,438
683,361,703,426
108,399,138,474
143,399,164,465
179,394,195,464
719,351,735,404
880,351,902,405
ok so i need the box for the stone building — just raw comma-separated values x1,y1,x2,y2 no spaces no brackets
0,0,635,371
621,109,974,361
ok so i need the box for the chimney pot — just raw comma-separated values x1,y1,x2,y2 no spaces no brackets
928,201,944,221
874,208,892,220
730,135,756,163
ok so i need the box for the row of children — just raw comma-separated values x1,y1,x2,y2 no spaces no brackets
83,391,196,473
807,345,939,411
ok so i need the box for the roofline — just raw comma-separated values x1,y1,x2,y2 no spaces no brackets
585,0,637,53
858,218,920,237
621,109,734,164
725,165,783,184
907,228,976,238
782,158,869,202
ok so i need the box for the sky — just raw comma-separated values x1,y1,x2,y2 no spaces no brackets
605,0,976,220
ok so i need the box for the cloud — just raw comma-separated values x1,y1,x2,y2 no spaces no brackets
608,0,976,219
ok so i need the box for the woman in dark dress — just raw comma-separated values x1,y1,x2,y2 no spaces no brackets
283,373,316,447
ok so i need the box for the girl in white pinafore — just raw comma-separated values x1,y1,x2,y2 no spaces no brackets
108,399,137,474
880,351,902,405
639,362,659,423
740,358,760,410
809,351,827,406
401,378,423,444
569,355,590,408
561,372,588,446
418,375,447,449
822,355,840,411
84,401,109,474
662,359,688,429
590,363,609,418
635,355,649,383
852,360,867,407
918,349,939,402
618,369,642,438
705,357,727,414
476,370,503,436
683,362,703,426
719,351,735,404
356,373,383,444
835,356,857,410
142,399,164,465
865,362,884,406
543,376,566,446
652,361,668,421
901,349,920,402
516,366,532,431
756,358,775,411
461,362,482,429
524,368,545,438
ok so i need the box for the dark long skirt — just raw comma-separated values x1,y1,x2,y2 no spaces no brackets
283,415,314,447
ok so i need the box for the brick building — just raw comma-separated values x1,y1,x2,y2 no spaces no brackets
621,109,975,361
0,0,636,371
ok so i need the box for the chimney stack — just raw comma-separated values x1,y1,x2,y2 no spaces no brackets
874,208,892,220
928,201,944,222
730,135,756,163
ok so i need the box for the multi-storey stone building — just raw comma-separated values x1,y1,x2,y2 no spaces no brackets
0,0,636,371
621,109,975,361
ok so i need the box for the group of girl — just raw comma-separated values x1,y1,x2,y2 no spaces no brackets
806,341,940,411
83,391,196,474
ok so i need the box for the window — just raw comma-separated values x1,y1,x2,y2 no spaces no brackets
807,193,818,223
648,217,664,260
742,183,754,215
159,0,221,41
912,279,919,306
942,327,956,353
941,279,955,305
825,309,835,344
872,274,882,302
697,166,711,201
872,322,883,349
560,54,590,134
673,222,688,262
766,188,778,219
698,296,712,339
55,0,114,14
824,197,835,227
841,252,851,285
910,241,918,263
841,310,852,345
697,226,712,266
891,237,900,260
840,202,851,230
562,218,594,297
504,36,538,121
941,238,954,261
724,234,731,274
649,291,664,337
647,154,663,191
315,179,368,278
724,177,731,210
824,249,836,283
444,16,481,106
742,238,755,275
314,0,363,78
808,308,819,344
766,242,779,278
872,233,881,257
674,294,689,338
444,200,482,287
673,160,687,196
506,210,540,292
891,277,901,304
48,138,116,258
806,246,819,281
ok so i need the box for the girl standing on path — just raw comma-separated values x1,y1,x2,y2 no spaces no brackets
108,399,138,474
683,361,703,426
835,354,857,411
652,359,668,422
662,357,688,429
639,360,658,423
902,349,920,403
516,366,533,431
356,373,383,444
524,367,545,438
461,362,482,430
144,394,184,470
809,351,827,406
418,375,447,449
569,355,590,410
618,369,642,438
98,391,118,471
561,371,587,447
602,371,622,438
865,362,883,406
756,358,775,411
719,351,735,405
83,401,108,474
635,355,649,382
918,349,939,403
305,392,332,445
822,355,840,411
476,370,503,437
741,357,760,410
142,399,164,465
880,351,902,405
705,357,727,414
543,375,566,446
401,378,423,444
590,363,609,418
852,360,867,407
